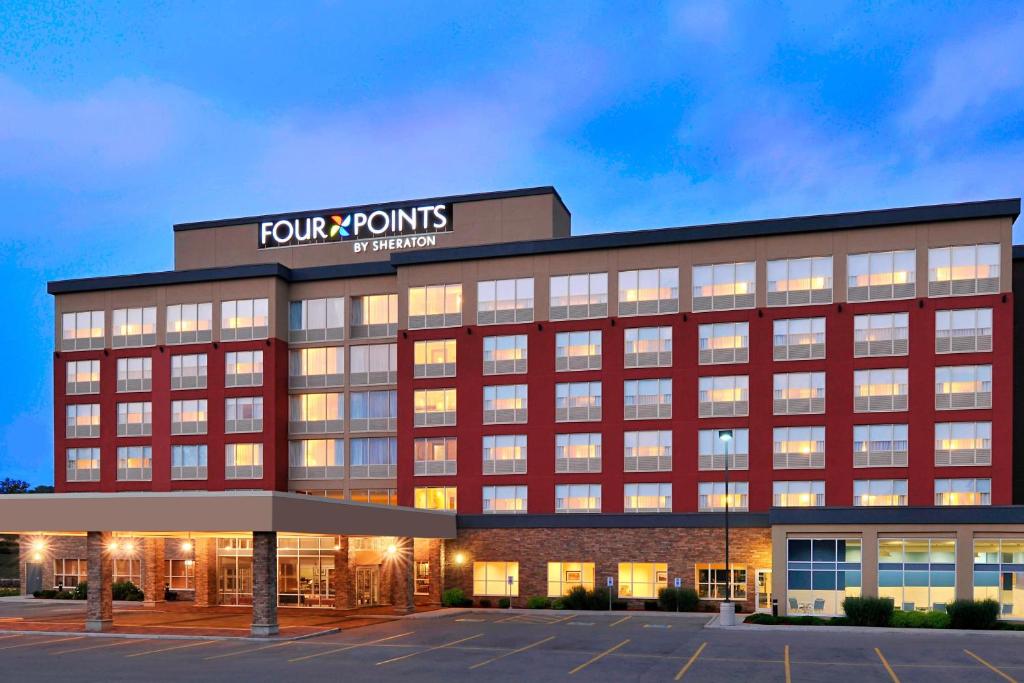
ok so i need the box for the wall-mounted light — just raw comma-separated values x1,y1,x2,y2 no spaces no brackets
454,552,466,565
386,544,398,556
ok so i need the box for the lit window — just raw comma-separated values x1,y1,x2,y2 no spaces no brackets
618,562,668,599
225,443,263,480
555,484,601,513
171,444,208,480
414,339,456,378
116,445,152,481
350,437,397,478
928,244,1000,296
853,480,907,506
288,439,344,480
117,402,152,437
935,365,992,410
878,539,956,611
350,390,398,431
555,433,601,472
483,384,528,423
550,273,608,320
66,403,100,438
935,422,992,466
66,448,100,482
288,393,344,433
53,559,88,587
624,431,672,472
221,298,269,340
165,303,212,344
853,313,909,357
698,429,749,470
171,399,207,435
695,564,747,600
350,294,397,338
618,268,679,315
482,335,527,375
698,322,749,364
773,426,825,469
698,481,747,511
624,379,672,420
166,559,194,590
477,278,534,324
225,397,263,433
226,351,264,387
289,347,344,388
112,307,157,348
473,561,519,596
936,308,993,354
773,480,825,507
773,372,825,414
348,488,396,506
773,317,826,360
66,360,100,395
414,486,458,511
414,388,457,427
555,382,602,422
555,330,602,371
170,354,207,390
698,376,749,417
482,435,527,474
972,540,1024,619
61,310,104,351
116,357,152,393
847,250,916,301
624,326,672,367
625,483,673,513
854,368,909,412
408,284,462,329
853,424,909,468
289,297,344,342
548,562,595,597
414,437,457,476
786,539,862,616
767,256,833,306
482,486,528,514
692,262,754,311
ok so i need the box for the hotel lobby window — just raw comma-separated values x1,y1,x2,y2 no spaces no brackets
350,294,397,338
66,448,100,482
618,562,668,599
477,278,534,325
414,436,457,476
773,480,825,507
550,272,608,320
288,393,343,434
773,317,826,361
766,256,833,306
414,486,457,511
290,347,344,389
288,439,343,480
935,364,992,410
473,561,519,596
165,302,212,344
625,483,673,513
66,359,100,395
786,538,861,616
624,326,672,368
555,330,602,371
773,372,825,415
692,262,754,312
226,350,263,387
483,384,528,424
555,433,601,473
935,421,992,467
171,353,207,390
695,564,747,601
853,312,909,357
116,445,152,481
408,283,462,329
853,424,909,468
698,322,749,364
555,484,602,513
698,375,749,417
277,536,336,608
217,538,253,606
878,539,956,612
414,339,456,378
53,559,88,588
935,478,991,506
936,307,993,353
166,559,194,591
112,306,157,348
698,481,748,512
483,335,527,375
853,479,907,506
221,298,269,341
618,267,679,316
61,310,104,351
854,368,909,412
289,297,344,342
698,428,749,471
847,250,916,301
349,437,397,478
171,444,208,480
226,443,263,479
624,430,672,472
548,562,596,597
974,540,1024,619
482,485,528,514
482,434,527,474
116,357,151,393
928,243,1000,296
414,388,456,427
555,382,602,422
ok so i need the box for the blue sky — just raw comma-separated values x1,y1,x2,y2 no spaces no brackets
1,1,1022,485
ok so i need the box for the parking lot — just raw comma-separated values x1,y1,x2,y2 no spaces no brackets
3,610,1024,682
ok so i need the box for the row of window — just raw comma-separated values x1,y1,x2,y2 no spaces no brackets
65,444,264,482
65,397,263,438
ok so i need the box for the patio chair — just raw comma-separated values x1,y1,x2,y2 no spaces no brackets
932,603,946,613
812,598,825,612
789,597,799,612
902,602,915,612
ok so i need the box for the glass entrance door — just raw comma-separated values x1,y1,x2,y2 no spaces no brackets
355,566,380,606
756,569,773,612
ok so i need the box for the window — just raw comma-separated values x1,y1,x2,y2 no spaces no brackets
167,559,194,591
936,308,993,353
773,318,826,361
288,347,343,389
692,262,754,311
225,443,263,479
66,403,100,438
773,372,825,415
413,388,456,427
225,397,263,433
625,483,673,512
847,250,916,301
483,384,528,423
171,399,207,435
698,376,749,417
773,426,826,469
165,303,212,344
698,482,747,511
61,310,104,351
482,435,527,474
767,256,833,306
408,283,462,328
221,298,269,340
624,378,672,420
929,244,1000,296
349,343,397,385
773,481,825,507
935,365,992,410
935,478,991,506
853,424,909,467
350,437,397,478
854,368,909,412
878,539,956,612
555,433,602,473
698,322,749,364
698,428,749,470
473,561,519,596
117,401,152,436
53,559,87,587
414,486,457,511
555,484,601,513
482,334,528,375
112,307,157,348
786,539,862,616
624,431,672,472
117,445,152,481
618,562,668,599
348,488,396,505
289,297,344,342
477,278,534,324
116,357,152,393
415,561,430,596
414,339,456,378
619,268,680,315
66,448,100,482
171,444,208,480
66,360,100,395
935,422,992,466
226,351,264,387
973,540,1024,619
555,330,602,371
288,393,343,434
170,354,207,390
351,294,398,338
547,562,595,597
695,564,747,600
288,439,343,480
414,437,457,476
555,381,602,422
550,272,608,320
853,480,907,506
854,312,909,357
624,326,672,367
482,486,528,514
350,390,398,431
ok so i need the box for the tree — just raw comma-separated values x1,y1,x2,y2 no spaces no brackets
0,478,30,494
31,485,54,493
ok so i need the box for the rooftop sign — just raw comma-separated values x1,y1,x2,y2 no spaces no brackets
257,203,452,251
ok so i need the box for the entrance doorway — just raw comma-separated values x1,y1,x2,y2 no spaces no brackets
26,563,42,594
355,566,380,606
756,569,773,613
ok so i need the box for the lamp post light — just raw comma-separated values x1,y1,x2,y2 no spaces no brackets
719,429,736,626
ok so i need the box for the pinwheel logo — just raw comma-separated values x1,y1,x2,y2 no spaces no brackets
330,214,351,238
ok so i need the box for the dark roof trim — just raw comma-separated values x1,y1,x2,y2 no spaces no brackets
770,505,1024,526
1014,245,1024,260
47,261,395,295
457,512,769,529
172,186,569,232
393,197,1021,267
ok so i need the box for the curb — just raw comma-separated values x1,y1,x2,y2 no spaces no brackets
406,607,720,620
709,619,1024,637
0,626,340,642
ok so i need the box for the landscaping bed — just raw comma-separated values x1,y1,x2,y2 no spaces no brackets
745,597,1024,631
442,586,713,612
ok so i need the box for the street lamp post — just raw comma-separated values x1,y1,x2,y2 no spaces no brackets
719,429,735,626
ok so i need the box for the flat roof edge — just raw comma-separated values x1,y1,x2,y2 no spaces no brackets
456,512,770,529
769,505,1024,526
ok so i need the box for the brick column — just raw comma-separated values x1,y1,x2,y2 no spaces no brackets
193,538,217,607
251,531,278,637
392,537,414,614
333,537,353,610
428,538,443,605
85,531,113,633
142,538,166,607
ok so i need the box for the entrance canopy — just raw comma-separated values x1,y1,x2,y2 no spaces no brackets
0,491,456,538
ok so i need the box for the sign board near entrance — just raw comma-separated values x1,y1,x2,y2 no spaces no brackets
257,203,453,251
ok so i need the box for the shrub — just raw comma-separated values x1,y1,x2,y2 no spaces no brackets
890,610,950,629
442,588,466,607
0,587,19,598
527,596,551,609
73,581,88,600
643,600,659,611
946,599,999,630
54,590,76,600
34,589,57,599
676,588,699,611
611,600,628,611
588,587,610,610
111,580,144,601
498,597,511,609
164,590,178,602
657,587,678,611
842,596,894,627
478,599,492,608
551,598,565,610
563,585,589,610
745,613,779,625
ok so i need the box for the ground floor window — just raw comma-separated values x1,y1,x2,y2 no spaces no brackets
695,564,747,601
278,536,336,607
166,559,194,590
217,538,253,606
618,562,667,599
786,538,861,615
473,561,519,597
415,561,430,595
973,539,1024,619
878,538,955,612
113,558,142,585
547,562,595,597
53,558,87,588
349,488,397,506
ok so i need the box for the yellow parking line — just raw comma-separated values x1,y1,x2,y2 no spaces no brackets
785,645,792,683
205,640,294,661
609,615,632,627
875,647,901,683
965,649,1018,683
674,641,707,680
125,639,216,658
569,638,630,675
552,614,575,624
55,639,138,654
0,634,25,641
0,635,83,651
289,631,413,663
469,635,555,669
376,633,483,666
